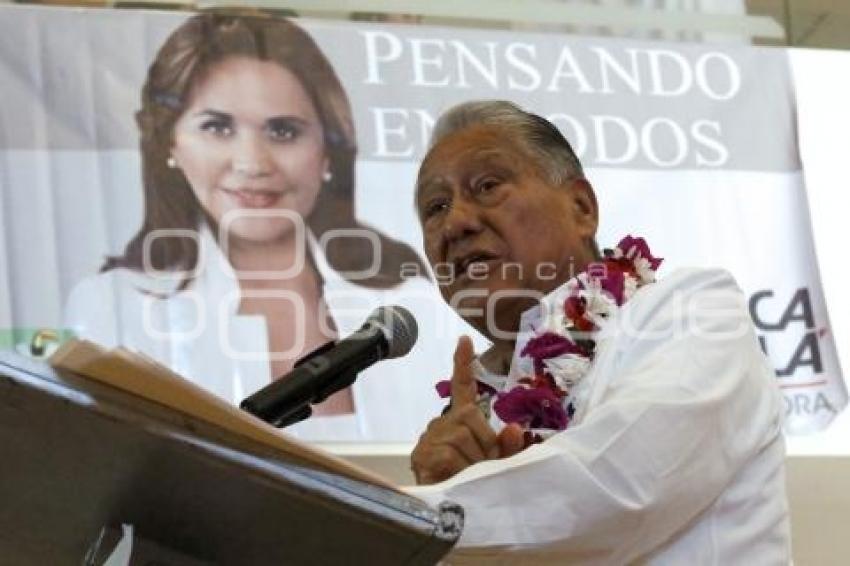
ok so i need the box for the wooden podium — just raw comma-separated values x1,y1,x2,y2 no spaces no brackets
0,351,461,565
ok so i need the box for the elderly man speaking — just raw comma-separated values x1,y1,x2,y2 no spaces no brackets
405,101,790,564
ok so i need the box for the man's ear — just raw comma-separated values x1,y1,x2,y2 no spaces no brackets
570,178,599,238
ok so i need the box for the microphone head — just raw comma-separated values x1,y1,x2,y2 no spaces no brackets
368,305,418,359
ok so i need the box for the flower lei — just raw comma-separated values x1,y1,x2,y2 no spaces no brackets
436,235,663,446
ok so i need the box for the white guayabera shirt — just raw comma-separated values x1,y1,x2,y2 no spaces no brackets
406,268,791,565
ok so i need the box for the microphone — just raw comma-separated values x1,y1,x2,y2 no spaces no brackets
240,305,418,427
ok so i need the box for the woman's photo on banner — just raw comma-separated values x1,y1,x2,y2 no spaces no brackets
64,11,429,417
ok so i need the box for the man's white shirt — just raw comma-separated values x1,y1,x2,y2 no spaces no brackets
406,268,791,564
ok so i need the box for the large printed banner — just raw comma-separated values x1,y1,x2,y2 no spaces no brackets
0,5,845,442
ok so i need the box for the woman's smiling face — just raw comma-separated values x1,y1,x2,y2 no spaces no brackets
171,56,328,244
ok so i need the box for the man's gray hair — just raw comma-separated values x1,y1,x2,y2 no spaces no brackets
429,100,585,186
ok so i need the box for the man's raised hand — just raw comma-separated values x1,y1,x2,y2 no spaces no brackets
411,336,500,485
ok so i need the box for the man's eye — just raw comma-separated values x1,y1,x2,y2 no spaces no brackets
475,177,501,193
200,120,233,137
423,198,450,219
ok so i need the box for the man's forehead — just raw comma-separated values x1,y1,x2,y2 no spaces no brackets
417,126,524,192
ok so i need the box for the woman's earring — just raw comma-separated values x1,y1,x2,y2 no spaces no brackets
166,156,178,169
322,170,333,183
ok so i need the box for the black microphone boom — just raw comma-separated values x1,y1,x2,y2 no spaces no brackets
240,305,418,427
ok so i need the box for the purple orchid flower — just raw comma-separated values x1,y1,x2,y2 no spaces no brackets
521,331,584,375
493,386,569,430
617,235,663,270
599,267,626,306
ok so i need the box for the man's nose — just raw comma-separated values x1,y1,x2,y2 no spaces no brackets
231,132,272,177
443,197,483,244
